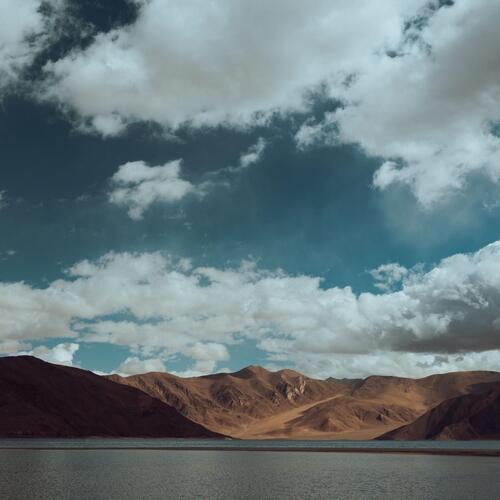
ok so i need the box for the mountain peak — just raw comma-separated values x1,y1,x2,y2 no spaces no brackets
232,365,271,378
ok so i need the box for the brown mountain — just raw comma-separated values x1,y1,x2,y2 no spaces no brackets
0,356,222,438
108,365,349,437
3,356,500,440
109,366,500,439
378,387,500,440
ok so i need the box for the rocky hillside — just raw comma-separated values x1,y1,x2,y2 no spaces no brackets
108,365,349,437
379,388,500,440
109,366,500,439
3,355,500,440
0,356,222,438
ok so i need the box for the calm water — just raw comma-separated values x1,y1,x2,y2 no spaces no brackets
1,440,499,499
1,437,500,450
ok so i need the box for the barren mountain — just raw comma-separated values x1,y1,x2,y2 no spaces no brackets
379,387,500,440
109,366,500,439
109,365,349,437
3,356,500,440
0,356,222,438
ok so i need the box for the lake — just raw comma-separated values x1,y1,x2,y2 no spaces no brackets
1,440,499,499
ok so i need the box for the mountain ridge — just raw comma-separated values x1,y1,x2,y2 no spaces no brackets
2,356,500,440
108,364,500,439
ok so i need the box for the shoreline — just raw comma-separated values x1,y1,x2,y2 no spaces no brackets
0,446,499,457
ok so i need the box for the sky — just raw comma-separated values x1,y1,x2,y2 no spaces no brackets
1,0,500,378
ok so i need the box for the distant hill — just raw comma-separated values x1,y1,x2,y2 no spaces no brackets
109,365,500,439
0,356,222,438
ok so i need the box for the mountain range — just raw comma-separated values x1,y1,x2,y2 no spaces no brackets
1,355,500,440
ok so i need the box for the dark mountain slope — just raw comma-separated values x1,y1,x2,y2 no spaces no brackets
0,356,222,438
379,387,500,440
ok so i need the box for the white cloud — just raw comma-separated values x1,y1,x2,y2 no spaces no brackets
41,0,424,134
111,343,229,377
40,1,500,205
370,263,408,292
323,1,500,206
184,342,229,362
108,140,268,218
4,241,500,377
108,160,195,219
14,342,80,366
295,113,337,149
271,349,500,380
178,342,229,376
238,138,266,169
115,356,166,376
0,0,44,88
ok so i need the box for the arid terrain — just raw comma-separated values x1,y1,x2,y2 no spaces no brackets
109,364,500,440
1,355,500,439
379,388,500,440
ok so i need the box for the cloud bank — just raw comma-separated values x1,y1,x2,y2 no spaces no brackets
32,0,500,206
2,240,500,377
41,0,420,130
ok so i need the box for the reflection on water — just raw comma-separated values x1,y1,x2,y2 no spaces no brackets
0,448,499,500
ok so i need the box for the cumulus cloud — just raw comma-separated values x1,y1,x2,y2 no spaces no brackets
41,0,423,133
180,342,230,376
109,342,228,377
369,263,408,292
14,342,80,366
115,356,166,376
0,0,68,92
0,0,44,87
3,240,500,376
108,160,195,219
39,1,500,205
304,1,500,206
109,140,267,218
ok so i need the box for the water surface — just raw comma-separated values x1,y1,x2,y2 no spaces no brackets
1,437,499,450
1,440,499,499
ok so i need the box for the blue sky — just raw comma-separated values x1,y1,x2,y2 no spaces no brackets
1,0,500,378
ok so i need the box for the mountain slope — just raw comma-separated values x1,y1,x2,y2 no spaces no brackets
110,368,500,439
0,356,222,438
3,356,500,440
108,365,350,436
378,388,500,440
